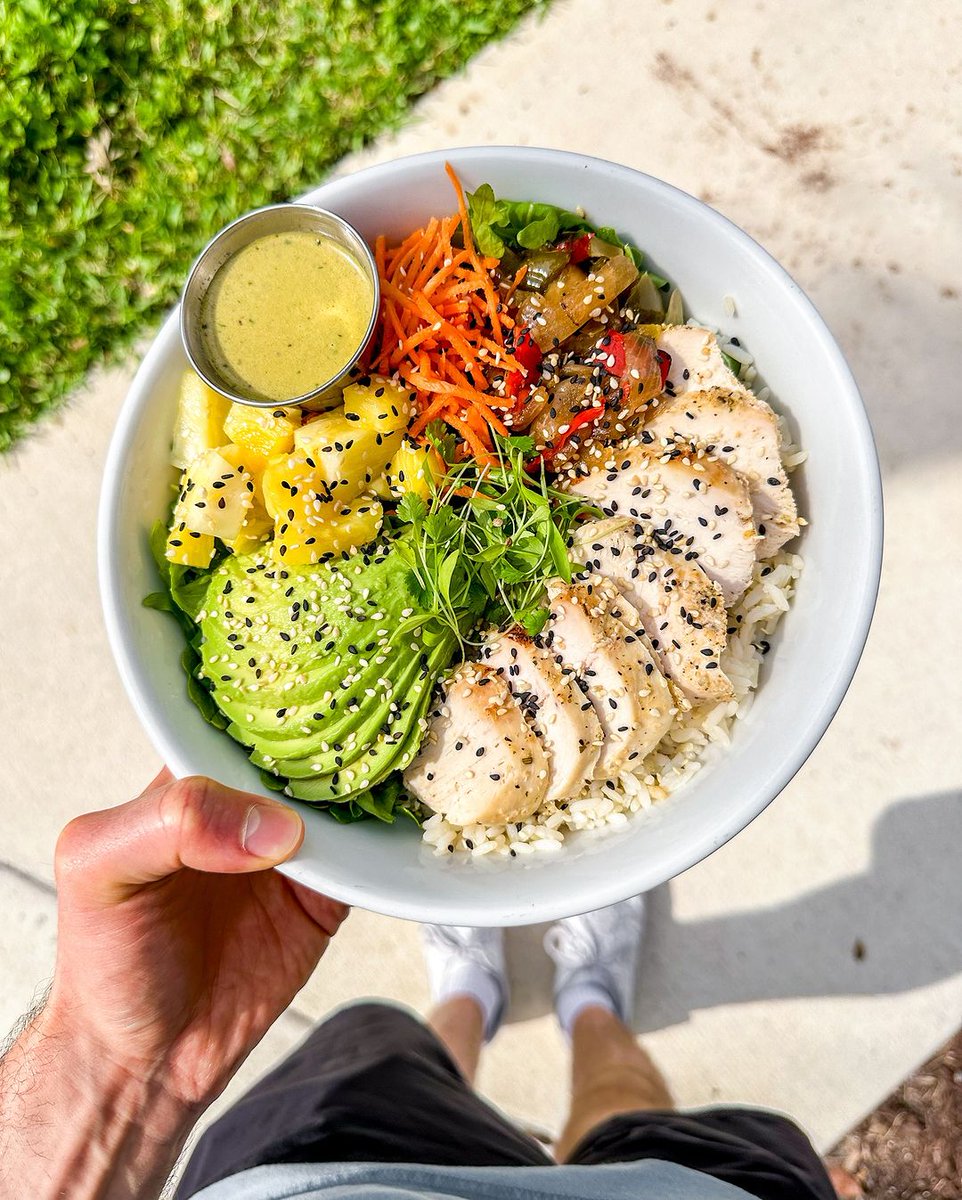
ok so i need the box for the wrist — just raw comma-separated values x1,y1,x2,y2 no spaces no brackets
0,1001,197,1200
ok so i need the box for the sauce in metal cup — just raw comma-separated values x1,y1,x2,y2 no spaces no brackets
180,204,380,410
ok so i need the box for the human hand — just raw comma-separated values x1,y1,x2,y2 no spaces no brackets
0,770,347,1200
49,768,348,1108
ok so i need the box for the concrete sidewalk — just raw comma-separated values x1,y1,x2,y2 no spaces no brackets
2,0,961,1166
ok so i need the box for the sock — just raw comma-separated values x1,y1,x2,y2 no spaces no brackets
555,969,617,1039
434,959,505,1042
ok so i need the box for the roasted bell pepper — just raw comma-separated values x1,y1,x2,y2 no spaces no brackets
526,402,606,472
505,329,544,404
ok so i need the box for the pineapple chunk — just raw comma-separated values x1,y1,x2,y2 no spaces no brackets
217,441,268,478
178,449,254,541
223,403,300,460
217,443,273,553
342,377,414,434
369,473,394,500
262,450,328,520
275,494,384,564
171,370,232,470
165,523,215,568
223,523,272,555
386,439,445,502
166,484,215,567
294,410,403,500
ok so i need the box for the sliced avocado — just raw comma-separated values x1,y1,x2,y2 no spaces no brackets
196,541,460,803
214,636,417,756
281,642,446,803
248,645,432,774
265,641,447,783
199,561,359,708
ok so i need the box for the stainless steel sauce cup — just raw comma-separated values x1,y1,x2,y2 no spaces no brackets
180,203,380,410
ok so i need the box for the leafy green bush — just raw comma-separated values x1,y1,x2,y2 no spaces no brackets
0,0,543,448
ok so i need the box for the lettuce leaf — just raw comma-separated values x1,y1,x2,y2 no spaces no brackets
465,182,666,284
144,521,228,730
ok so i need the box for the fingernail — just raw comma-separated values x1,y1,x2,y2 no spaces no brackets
243,804,303,859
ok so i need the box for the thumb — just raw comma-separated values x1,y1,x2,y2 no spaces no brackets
56,775,305,905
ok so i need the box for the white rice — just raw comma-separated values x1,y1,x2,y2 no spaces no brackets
422,336,806,859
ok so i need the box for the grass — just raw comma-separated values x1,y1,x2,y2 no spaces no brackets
0,0,545,450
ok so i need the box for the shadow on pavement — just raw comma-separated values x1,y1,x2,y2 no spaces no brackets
812,266,962,474
503,790,962,1031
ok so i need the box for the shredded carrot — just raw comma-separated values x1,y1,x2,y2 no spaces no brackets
504,262,528,305
409,395,449,440
366,163,525,461
445,161,503,343
446,410,496,465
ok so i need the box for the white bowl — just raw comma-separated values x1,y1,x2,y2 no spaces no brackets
99,147,882,926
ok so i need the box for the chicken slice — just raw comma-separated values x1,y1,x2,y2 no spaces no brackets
645,386,799,558
545,581,674,778
566,444,758,604
572,518,734,704
654,324,743,395
404,663,548,827
482,628,603,802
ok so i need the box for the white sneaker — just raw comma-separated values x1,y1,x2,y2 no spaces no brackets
420,924,508,1042
544,894,647,1035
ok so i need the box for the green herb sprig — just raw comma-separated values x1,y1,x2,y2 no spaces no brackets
394,434,597,643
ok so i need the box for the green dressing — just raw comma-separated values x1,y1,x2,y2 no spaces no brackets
203,230,373,403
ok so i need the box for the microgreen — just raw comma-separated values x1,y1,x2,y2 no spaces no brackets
394,434,598,646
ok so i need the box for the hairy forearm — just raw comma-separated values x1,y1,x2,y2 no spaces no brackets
0,1003,196,1200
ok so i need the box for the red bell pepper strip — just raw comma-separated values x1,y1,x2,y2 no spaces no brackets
592,333,671,396
505,328,544,405
514,329,543,375
556,403,606,448
594,331,626,375
559,232,593,263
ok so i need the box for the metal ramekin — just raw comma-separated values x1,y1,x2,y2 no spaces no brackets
180,203,380,409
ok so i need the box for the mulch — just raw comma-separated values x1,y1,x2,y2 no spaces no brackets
824,1029,962,1199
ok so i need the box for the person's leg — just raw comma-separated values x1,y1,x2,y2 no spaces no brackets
545,898,835,1200
428,994,485,1084
546,894,670,1159
555,1004,673,1160
568,1106,838,1200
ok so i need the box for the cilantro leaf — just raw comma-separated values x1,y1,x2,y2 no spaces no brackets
396,491,427,526
518,606,550,636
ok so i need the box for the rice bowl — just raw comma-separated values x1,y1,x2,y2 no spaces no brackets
99,147,882,925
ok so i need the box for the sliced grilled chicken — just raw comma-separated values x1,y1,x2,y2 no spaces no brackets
404,663,548,827
645,386,799,558
567,444,758,604
572,518,734,704
654,324,743,395
483,629,603,801
546,581,674,777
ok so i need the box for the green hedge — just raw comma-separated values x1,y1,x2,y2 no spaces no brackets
0,0,543,448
